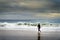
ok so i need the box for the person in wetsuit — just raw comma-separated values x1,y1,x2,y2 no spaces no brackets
37,23,41,32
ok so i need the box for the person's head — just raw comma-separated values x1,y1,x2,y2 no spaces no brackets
38,23,40,25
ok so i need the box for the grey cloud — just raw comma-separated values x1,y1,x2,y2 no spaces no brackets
0,0,51,12
0,12,35,20
0,14,35,20
0,0,60,23
0,0,60,13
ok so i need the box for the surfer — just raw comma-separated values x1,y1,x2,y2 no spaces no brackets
37,23,41,32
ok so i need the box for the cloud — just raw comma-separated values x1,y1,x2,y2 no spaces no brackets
18,1,48,9
0,0,60,23
0,11,60,20
0,12,36,20
0,0,54,12
34,13,60,19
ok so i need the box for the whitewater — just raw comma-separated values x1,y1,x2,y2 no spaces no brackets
0,22,60,32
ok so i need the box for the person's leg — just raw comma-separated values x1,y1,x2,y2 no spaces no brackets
38,28,41,32
38,28,40,31
38,28,39,31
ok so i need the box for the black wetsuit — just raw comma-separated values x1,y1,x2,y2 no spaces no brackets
38,24,41,31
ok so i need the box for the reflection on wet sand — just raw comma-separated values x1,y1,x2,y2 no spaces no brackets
37,32,40,40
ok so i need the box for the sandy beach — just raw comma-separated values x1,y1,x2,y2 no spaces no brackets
0,30,60,40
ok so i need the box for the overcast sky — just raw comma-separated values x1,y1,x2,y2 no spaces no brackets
0,0,60,23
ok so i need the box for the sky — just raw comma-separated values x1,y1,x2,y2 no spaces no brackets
0,0,60,23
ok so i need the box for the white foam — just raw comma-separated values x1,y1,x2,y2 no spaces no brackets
0,22,60,32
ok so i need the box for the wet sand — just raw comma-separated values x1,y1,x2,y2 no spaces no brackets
0,30,60,40
0,30,38,40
